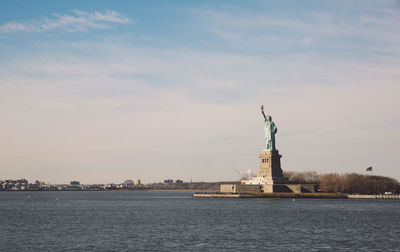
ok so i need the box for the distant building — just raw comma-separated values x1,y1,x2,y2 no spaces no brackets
134,179,141,185
123,179,134,185
164,179,173,184
104,184,117,190
70,181,80,186
164,179,183,184
35,180,45,187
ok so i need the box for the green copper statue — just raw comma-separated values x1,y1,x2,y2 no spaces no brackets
261,105,277,151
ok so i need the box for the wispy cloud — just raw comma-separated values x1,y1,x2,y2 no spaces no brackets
1,42,400,181
0,10,130,34
195,3,400,57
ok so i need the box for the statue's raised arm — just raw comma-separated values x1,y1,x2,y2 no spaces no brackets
261,105,267,120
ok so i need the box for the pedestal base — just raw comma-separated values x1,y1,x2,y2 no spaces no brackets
234,149,315,193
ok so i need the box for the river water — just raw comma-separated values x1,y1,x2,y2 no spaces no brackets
0,191,399,251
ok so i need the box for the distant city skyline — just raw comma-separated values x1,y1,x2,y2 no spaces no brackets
1,0,400,184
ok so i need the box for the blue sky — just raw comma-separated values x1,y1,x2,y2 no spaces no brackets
1,0,400,183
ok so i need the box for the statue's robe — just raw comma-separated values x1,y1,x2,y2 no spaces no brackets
264,120,277,151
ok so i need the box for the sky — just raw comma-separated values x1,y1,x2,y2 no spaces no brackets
1,0,400,184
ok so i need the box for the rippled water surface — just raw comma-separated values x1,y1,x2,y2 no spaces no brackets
1,191,399,251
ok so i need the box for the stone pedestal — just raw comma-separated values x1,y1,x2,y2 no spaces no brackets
241,150,288,192
257,150,284,178
237,149,317,194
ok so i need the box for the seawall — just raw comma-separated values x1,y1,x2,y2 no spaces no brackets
194,192,346,199
194,192,400,199
347,194,400,200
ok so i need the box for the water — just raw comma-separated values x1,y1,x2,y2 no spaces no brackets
0,191,399,251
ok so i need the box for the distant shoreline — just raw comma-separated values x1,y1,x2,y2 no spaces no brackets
0,188,219,192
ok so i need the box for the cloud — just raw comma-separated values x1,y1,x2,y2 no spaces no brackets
194,3,400,56
1,41,400,183
1,2,400,183
0,10,130,34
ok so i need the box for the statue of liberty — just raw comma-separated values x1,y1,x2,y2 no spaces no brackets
261,105,277,151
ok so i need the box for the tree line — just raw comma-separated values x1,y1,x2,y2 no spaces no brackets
283,171,400,194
